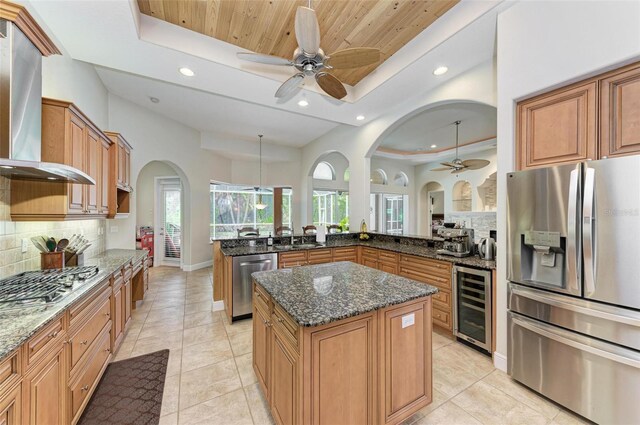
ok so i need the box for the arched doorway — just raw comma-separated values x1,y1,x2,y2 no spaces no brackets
308,152,350,232
421,182,444,237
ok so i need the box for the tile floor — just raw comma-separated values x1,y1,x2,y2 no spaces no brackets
112,266,591,425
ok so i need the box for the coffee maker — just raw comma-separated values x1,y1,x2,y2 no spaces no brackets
436,228,475,257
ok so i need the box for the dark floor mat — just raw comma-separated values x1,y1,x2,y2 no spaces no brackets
78,349,170,425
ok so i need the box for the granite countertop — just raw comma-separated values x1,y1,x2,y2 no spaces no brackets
0,249,148,362
252,261,438,327
221,239,496,270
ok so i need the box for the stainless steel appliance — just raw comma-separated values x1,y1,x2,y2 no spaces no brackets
232,253,277,321
0,266,99,310
436,228,474,257
0,19,92,183
453,265,492,353
507,156,640,424
478,238,495,260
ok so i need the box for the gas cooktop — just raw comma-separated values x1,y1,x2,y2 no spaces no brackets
0,266,99,308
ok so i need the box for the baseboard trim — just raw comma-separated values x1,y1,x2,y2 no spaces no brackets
212,300,224,312
493,351,507,372
183,260,213,272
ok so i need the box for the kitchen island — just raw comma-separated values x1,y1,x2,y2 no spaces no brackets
252,261,438,425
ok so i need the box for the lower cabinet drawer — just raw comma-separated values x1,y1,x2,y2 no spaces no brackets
70,296,111,370
272,303,298,350
24,315,65,370
433,307,451,329
0,350,20,395
307,248,332,264
70,329,111,421
432,290,451,310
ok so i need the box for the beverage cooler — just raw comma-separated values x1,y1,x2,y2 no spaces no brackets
453,265,492,353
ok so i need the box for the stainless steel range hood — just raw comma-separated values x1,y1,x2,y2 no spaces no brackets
0,19,94,185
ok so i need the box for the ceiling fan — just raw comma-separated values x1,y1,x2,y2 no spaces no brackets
236,1,380,100
431,121,490,174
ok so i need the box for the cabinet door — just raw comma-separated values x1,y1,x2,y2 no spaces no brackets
85,129,100,214
117,141,125,187
99,140,110,214
253,305,270,400
113,286,123,348
124,279,132,328
22,346,65,425
362,258,378,269
379,262,398,275
0,384,21,425
517,81,597,170
224,256,233,321
124,147,131,188
600,64,640,158
68,115,86,213
270,329,298,425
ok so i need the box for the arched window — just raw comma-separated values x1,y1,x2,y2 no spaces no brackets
344,168,350,182
393,172,409,187
452,180,472,211
313,161,335,181
370,169,388,185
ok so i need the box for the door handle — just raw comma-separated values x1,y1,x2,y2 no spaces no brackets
566,166,580,294
583,166,596,296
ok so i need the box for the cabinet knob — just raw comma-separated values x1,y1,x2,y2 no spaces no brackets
277,317,284,323
81,385,89,392
105,348,111,353
48,331,59,339
80,340,88,345
104,312,110,317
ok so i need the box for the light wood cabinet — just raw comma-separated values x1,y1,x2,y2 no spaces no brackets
22,342,65,425
112,281,124,351
0,384,21,425
253,303,271,399
124,276,132,330
223,255,233,322
517,81,597,170
306,249,332,265
270,326,299,425
332,247,358,263
517,60,640,170
99,139,111,214
600,63,640,158
104,132,133,218
278,251,308,269
10,99,113,220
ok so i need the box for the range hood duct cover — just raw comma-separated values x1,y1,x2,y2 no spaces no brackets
0,19,94,184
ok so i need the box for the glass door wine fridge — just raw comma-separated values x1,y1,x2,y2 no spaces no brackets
453,265,492,353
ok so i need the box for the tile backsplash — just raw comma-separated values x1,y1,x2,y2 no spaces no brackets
0,177,106,279
445,212,497,242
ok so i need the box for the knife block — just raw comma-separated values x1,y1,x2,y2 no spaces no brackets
65,252,85,267
41,252,65,270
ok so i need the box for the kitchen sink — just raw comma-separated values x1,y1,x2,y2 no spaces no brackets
272,243,323,250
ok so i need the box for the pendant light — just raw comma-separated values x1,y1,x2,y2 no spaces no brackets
255,134,268,210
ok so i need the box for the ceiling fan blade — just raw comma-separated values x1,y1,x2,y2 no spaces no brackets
275,73,305,98
237,52,293,66
462,159,491,170
452,167,467,174
327,47,381,69
316,72,347,100
431,167,452,171
295,6,320,56
440,162,457,167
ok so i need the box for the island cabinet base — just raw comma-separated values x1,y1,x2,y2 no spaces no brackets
253,282,433,425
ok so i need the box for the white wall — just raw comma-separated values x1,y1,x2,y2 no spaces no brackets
495,0,640,369
135,161,178,228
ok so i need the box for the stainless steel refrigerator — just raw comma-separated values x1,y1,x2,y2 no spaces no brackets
507,156,640,424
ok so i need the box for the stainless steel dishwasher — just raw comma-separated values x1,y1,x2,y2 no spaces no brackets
232,253,277,321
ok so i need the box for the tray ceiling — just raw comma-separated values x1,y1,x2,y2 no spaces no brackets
136,0,459,86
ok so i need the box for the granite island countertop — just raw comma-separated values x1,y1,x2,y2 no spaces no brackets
0,249,148,362
252,261,438,327
221,238,496,270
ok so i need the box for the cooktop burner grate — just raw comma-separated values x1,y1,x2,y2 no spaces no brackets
0,266,99,304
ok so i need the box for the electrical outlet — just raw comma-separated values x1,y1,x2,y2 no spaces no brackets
21,238,28,253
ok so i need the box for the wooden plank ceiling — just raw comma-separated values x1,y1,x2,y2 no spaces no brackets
137,0,459,86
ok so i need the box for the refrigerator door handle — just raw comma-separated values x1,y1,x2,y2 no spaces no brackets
511,314,640,369
567,166,580,293
583,166,596,296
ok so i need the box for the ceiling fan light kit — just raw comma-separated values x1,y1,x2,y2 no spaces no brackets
431,120,490,173
237,3,380,101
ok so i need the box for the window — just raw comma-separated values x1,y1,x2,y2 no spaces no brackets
210,184,292,239
369,193,408,235
452,180,472,212
312,161,335,181
312,190,349,229
393,172,409,187
370,169,387,185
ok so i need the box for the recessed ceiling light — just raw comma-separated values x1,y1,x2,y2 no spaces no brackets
0,165,14,169
356,115,365,121
179,67,195,77
47,177,56,180
297,99,309,107
149,97,160,104
433,66,448,76
430,144,437,149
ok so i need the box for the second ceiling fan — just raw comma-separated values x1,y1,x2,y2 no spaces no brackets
431,120,490,174
237,1,381,100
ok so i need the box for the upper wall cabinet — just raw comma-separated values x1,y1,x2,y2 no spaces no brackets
11,99,113,221
600,63,640,158
517,61,640,170
104,132,133,218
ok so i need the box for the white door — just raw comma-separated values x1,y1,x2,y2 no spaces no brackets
156,178,182,267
